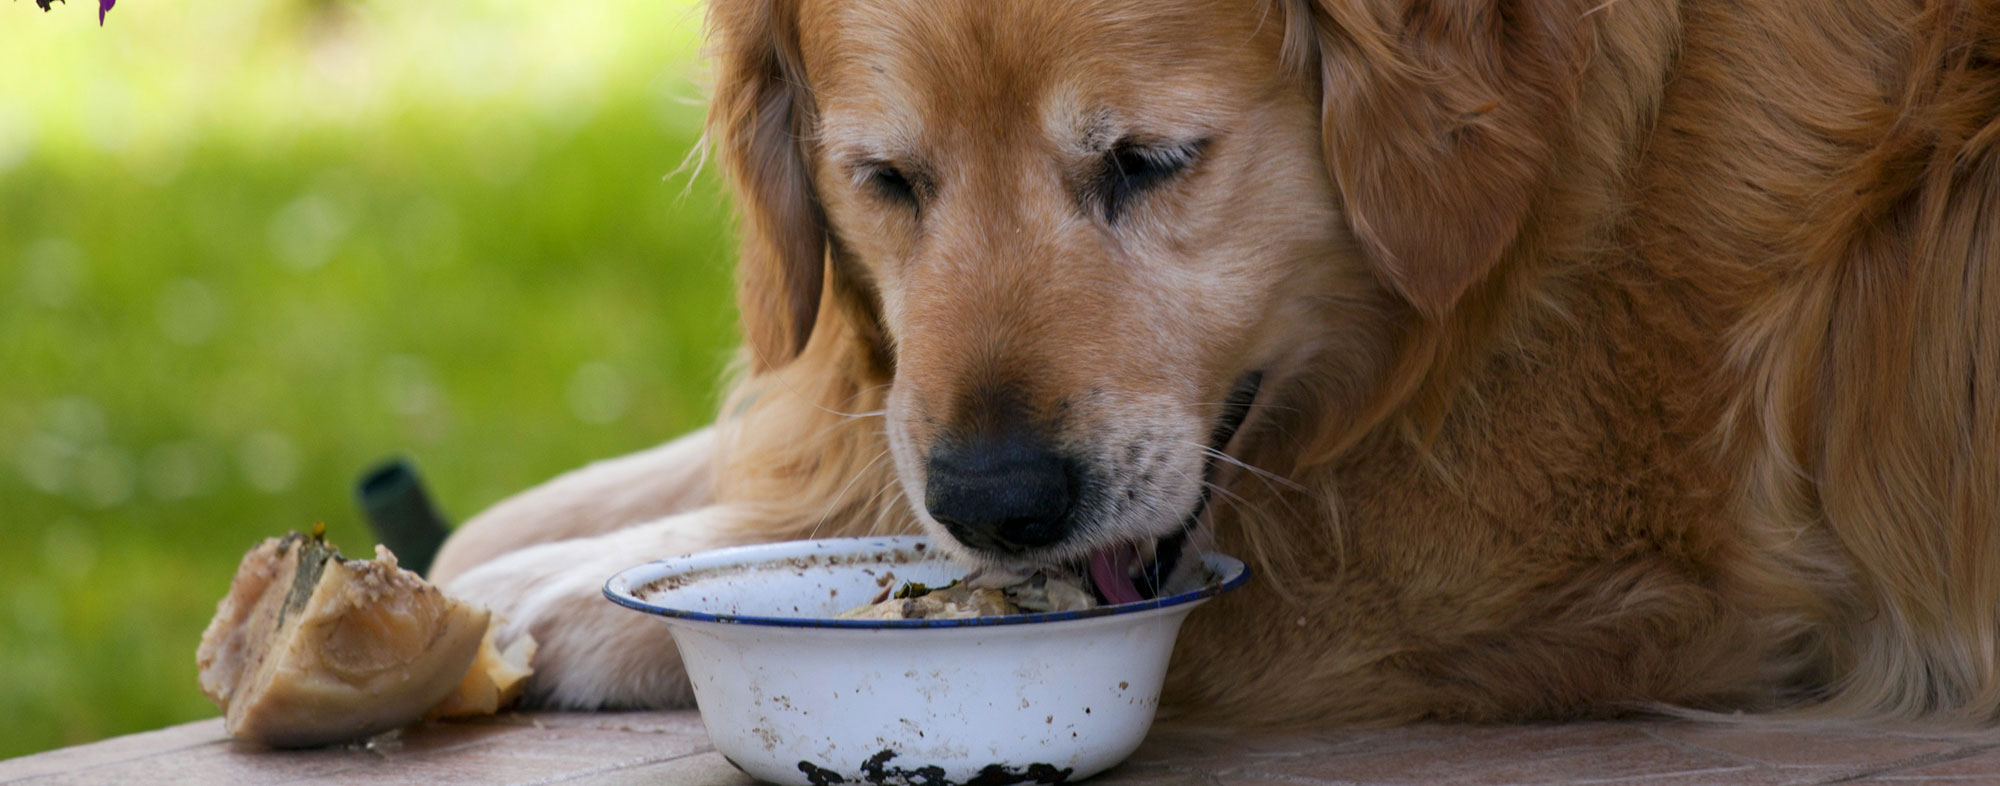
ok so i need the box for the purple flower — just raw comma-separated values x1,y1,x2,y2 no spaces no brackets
27,0,111,24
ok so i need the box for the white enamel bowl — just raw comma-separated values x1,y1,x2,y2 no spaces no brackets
603,535,1248,785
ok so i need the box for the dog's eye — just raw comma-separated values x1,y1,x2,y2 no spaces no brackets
868,165,919,207
1097,139,1206,222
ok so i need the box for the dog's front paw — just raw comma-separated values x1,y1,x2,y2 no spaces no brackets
442,534,694,710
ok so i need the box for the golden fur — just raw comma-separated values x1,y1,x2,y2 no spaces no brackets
432,0,2000,725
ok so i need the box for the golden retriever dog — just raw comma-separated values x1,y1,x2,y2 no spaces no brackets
431,0,2000,726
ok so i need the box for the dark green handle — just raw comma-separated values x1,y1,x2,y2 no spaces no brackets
356,458,452,578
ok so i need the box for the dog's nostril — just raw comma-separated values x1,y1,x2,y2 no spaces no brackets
924,432,1074,553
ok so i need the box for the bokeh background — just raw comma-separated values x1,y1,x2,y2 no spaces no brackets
1,0,738,758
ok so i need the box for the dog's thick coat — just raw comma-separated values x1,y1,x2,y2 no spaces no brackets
433,0,2000,724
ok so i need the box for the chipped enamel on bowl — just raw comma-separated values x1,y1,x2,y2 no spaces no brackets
603,535,1248,786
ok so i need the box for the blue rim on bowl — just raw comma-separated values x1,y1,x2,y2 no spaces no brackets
602,536,1251,629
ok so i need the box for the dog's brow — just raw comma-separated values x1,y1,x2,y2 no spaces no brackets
1040,84,1219,161
817,110,922,168
1039,87,1115,156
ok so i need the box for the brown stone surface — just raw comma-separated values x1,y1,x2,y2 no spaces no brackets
5,712,2000,785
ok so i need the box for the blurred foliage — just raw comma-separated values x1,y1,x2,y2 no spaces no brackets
0,0,740,759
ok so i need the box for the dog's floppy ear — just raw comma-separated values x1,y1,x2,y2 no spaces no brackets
708,0,825,370
1283,0,1592,319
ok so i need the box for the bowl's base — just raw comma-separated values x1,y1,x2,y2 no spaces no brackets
759,746,1107,786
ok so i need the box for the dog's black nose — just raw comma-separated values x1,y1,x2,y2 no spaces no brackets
924,432,1074,554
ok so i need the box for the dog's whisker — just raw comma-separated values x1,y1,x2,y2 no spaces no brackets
1580,0,1627,19
813,382,891,417
1181,439,1309,492
1199,479,1257,517
857,474,913,535
1193,444,1291,487
1206,464,1315,542
790,399,892,447
875,488,911,534
1211,461,1315,532
750,369,891,422
809,448,892,540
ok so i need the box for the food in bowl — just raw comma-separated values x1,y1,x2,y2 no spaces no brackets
603,536,1248,786
835,538,1221,621
833,567,1097,620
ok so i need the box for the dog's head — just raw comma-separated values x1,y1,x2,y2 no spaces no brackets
709,0,1596,580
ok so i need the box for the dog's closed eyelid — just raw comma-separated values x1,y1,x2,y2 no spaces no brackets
1092,137,1211,222
851,160,927,209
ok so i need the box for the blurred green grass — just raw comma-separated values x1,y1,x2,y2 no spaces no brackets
1,0,738,759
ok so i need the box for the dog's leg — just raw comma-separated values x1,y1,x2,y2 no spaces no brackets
441,503,774,709
429,427,716,584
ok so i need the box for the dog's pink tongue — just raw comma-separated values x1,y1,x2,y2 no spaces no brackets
1089,546,1144,606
